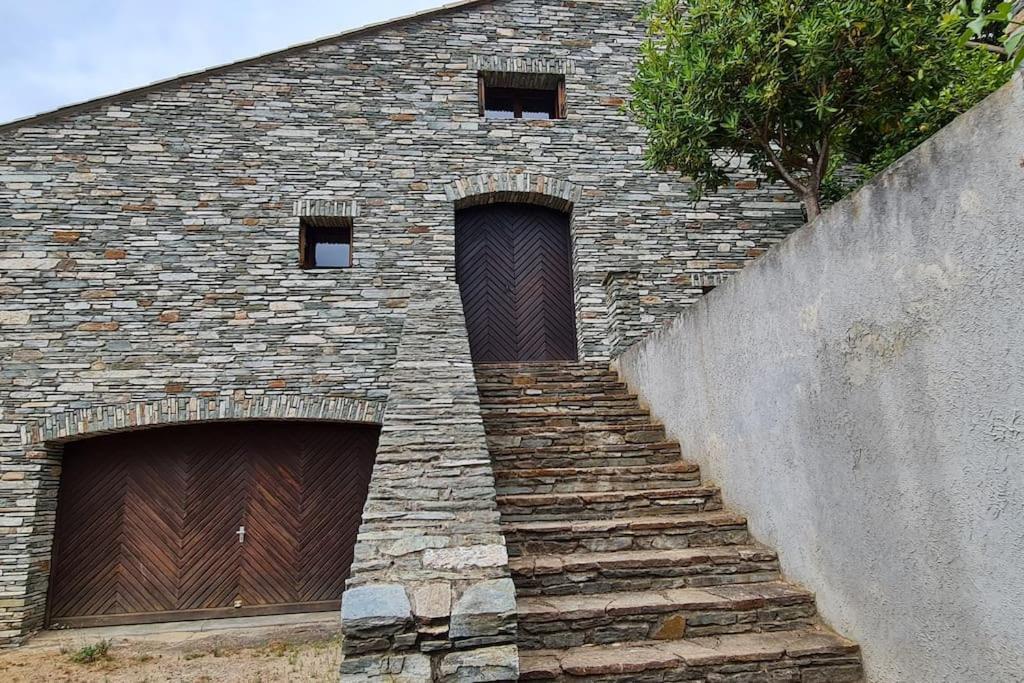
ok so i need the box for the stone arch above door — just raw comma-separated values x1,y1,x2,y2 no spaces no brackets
444,172,583,213
22,394,385,448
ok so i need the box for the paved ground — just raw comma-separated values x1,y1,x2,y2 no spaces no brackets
0,613,341,682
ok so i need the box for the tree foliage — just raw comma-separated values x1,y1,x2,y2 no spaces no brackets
629,0,1014,220
949,0,1023,64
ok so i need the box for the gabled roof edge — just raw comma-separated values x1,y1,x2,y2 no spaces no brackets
0,0,495,135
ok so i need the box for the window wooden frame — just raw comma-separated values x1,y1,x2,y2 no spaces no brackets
478,73,567,120
299,217,353,269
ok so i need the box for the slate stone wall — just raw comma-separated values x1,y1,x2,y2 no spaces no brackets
0,0,803,655
340,290,519,679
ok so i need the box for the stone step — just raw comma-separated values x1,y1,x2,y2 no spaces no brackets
475,384,630,402
471,376,614,387
494,462,701,495
497,487,723,522
490,441,682,469
478,394,639,410
516,581,818,650
511,545,781,596
485,423,667,450
519,628,863,681
482,413,654,432
481,405,649,420
502,511,752,557
474,362,617,381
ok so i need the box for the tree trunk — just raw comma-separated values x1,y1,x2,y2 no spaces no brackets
803,190,822,222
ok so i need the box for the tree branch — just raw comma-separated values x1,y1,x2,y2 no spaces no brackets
813,135,831,188
759,138,809,196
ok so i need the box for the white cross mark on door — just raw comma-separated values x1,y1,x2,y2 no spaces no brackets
236,525,246,544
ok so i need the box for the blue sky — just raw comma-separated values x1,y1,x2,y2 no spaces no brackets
0,0,444,124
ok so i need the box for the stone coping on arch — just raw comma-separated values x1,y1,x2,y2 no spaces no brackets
22,394,386,447
445,173,584,213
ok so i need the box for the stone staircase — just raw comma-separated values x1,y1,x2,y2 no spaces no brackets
474,362,864,682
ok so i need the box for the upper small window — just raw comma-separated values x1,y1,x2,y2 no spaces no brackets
300,217,352,269
479,72,566,120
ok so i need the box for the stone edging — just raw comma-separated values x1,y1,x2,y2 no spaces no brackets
22,394,385,447
444,172,583,213
468,55,576,75
292,199,361,218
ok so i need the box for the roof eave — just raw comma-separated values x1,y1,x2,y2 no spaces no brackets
0,0,494,135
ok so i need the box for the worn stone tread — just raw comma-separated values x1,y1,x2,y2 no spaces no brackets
502,510,754,557
518,628,861,680
510,544,777,575
517,581,813,622
491,440,681,455
503,511,749,536
497,487,722,520
479,395,638,409
494,461,701,493
485,420,665,438
496,461,698,477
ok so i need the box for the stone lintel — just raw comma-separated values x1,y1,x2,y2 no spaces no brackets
446,172,582,213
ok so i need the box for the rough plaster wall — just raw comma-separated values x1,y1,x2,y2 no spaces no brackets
619,74,1024,683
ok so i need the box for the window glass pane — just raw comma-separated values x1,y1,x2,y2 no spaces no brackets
521,91,557,119
485,90,517,119
314,242,350,268
521,109,552,120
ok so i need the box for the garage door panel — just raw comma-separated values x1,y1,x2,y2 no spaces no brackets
179,431,246,611
242,428,301,608
297,426,376,603
48,421,379,627
48,445,129,620
121,441,186,614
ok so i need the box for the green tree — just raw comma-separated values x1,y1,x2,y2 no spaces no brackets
630,0,1014,220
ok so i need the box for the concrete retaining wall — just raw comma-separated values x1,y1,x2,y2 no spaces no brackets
618,73,1024,683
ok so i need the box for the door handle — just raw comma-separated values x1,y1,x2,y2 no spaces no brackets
236,526,246,544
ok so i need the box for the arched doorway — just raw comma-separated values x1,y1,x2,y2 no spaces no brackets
455,203,578,362
46,420,379,627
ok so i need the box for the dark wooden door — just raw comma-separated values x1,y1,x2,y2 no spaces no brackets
48,421,378,628
456,203,577,362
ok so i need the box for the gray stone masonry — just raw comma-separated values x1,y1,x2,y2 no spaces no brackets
0,0,804,662
340,289,517,677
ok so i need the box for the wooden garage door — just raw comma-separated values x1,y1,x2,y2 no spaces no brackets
456,203,577,362
47,421,378,628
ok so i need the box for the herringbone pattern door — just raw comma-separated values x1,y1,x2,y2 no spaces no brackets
180,427,246,612
456,204,577,362
456,204,518,361
295,424,379,603
48,421,379,627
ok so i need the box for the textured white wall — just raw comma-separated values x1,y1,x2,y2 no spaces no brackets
619,73,1024,683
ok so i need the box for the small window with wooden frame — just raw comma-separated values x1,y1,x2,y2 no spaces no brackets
478,71,566,120
299,216,353,269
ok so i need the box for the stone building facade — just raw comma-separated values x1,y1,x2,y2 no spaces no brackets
0,0,803,675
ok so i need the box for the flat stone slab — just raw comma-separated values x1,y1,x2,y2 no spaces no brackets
504,510,747,535
517,581,812,622
519,628,861,680
342,581,409,626
510,544,777,574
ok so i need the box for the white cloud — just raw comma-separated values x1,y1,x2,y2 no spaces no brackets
0,0,443,123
